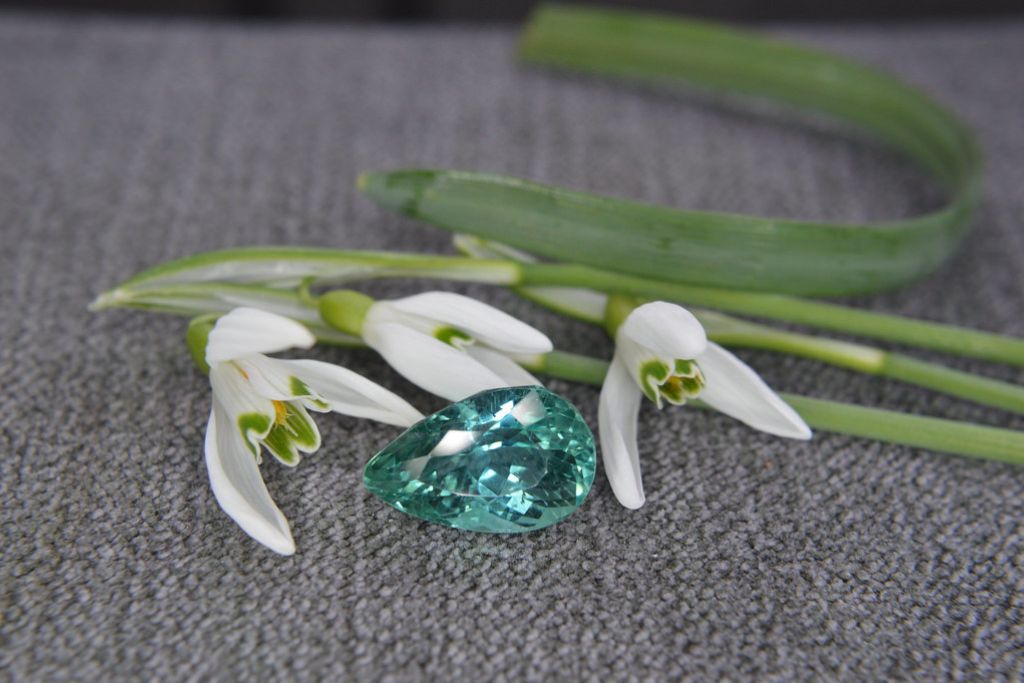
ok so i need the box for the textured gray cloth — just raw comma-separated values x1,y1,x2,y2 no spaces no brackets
2,12,1023,681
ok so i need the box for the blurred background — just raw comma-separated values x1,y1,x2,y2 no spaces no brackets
2,0,1023,22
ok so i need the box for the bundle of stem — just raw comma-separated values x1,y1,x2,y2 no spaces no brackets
89,7,1024,467
91,249,1024,465
531,351,1024,466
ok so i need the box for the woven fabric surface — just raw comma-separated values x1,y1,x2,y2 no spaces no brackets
2,13,1023,681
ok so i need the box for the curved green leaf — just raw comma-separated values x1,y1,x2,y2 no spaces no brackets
359,5,981,297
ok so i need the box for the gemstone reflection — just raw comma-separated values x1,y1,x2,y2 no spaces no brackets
364,386,596,533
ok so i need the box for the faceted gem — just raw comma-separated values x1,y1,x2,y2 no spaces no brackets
364,386,596,533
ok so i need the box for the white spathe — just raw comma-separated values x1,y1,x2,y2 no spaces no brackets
599,302,811,509
361,292,553,401
204,307,423,555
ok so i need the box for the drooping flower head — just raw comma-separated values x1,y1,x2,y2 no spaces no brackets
320,290,553,402
201,307,423,554
600,301,810,509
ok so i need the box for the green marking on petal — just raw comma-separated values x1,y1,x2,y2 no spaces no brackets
290,376,330,410
237,413,273,457
263,401,321,467
290,376,312,396
263,426,300,466
282,403,319,449
659,379,687,405
674,358,699,379
435,326,473,348
639,359,670,403
638,358,706,406
659,359,706,405
681,377,702,395
308,397,330,410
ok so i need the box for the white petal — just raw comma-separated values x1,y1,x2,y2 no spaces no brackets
464,345,543,386
232,354,309,402
598,355,646,509
617,301,707,361
374,292,552,355
697,342,812,440
205,401,295,555
206,307,316,365
208,363,276,446
278,358,424,427
364,321,509,402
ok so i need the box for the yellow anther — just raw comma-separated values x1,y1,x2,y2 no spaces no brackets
272,400,288,424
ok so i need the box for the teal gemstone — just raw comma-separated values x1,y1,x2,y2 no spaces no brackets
364,386,596,533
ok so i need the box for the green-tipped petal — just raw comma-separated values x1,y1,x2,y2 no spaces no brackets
372,292,552,356
363,321,508,403
208,364,276,459
263,401,322,467
279,358,424,427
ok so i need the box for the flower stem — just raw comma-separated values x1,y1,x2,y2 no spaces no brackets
91,281,362,347
519,263,1024,367
94,246,1024,368
697,310,1024,415
533,350,1024,465
777,395,1024,466
462,236,1024,414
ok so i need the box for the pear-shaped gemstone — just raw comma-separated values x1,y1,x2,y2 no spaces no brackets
364,386,596,533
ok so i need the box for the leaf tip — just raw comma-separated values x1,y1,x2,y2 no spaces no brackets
89,288,129,311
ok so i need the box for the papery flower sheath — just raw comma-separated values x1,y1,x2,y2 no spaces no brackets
600,302,811,509
203,307,423,554
350,291,554,401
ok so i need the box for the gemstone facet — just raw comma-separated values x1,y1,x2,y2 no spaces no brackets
364,386,596,533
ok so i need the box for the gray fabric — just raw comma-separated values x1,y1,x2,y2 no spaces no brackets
2,12,1023,680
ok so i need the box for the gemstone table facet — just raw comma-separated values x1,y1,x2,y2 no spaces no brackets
364,386,596,533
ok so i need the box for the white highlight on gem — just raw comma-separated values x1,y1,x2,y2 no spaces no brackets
430,430,480,457
510,389,546,428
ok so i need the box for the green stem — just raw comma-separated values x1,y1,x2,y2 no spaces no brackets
92,281,362,347
103,267,1024,413
96,246,1024,369
535,350,611,385
534,350,1024,465
779,395,1024,466
462,235,1024,412
696,309,1024,414
96,247,1024,367
519,263,1024,367
96,269,1024,463
93,246,518,297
